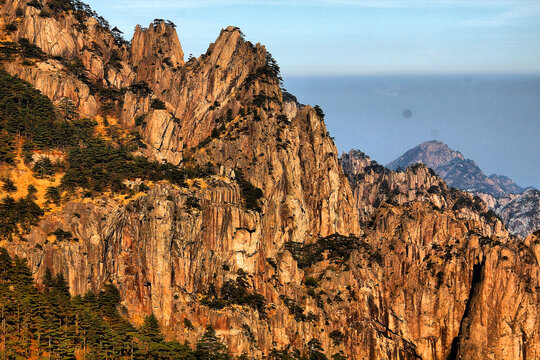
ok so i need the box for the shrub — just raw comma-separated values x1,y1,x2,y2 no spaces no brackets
38,9,51,17
18,38,46,60
45,186,61,204
27,0,43,9
285,234,381,269
127,82,151,96
51,228,72,241
138,183,149,192
235,169,263,212
33,157,55,178
314,105,325,119
183,318,194,330
1,178,16,193
200,271,266,316
304,276,318,288
151,98,166,110
27,184,38,199
329,330,345,346
134,113,146,127
0,196,43,240
0,133,15,164
280,295,307,322
185,196,200,210
4,23,17,32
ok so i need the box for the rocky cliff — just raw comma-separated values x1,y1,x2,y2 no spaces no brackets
497,189,540,238
386,140,538,237
1,1,539,359
343,149,540,359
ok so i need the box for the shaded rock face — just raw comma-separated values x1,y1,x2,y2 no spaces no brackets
1,2,539,359
385,141,538,237
489,174,525,194
497,189,540,238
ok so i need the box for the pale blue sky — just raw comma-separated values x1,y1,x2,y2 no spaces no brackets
84,0,540,187
86,0,540,76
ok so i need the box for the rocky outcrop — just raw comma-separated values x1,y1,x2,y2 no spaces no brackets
489,173,525,194
343,149,540,359
2,59,100,117
497,189,540,238
386,140,507,197
342,149,449,223
386,141,539,237
131,21,184,69
387,140,465,171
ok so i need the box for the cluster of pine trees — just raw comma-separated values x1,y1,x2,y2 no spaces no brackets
0,248,338,359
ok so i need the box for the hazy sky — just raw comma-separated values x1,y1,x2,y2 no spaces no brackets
85,0,540,76
84,0,540,187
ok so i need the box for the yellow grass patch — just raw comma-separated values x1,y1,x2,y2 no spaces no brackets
0,152,62,209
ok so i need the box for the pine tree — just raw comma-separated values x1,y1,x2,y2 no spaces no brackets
308,339,327,360
195,326,230,360
142,313,163,343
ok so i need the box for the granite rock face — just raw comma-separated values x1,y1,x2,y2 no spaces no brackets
497,189,540,238
1,1,539,359
343,149,540,360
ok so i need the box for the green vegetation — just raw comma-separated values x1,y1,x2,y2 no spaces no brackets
1,177,16,193
235,169,263,212
329,330,344,346
304,276,318,288
0,248,243,359
32,157,56,178
0,70,225,239
151,98,167,110
4,22,17,32
185,196,201,210
313,106,324,120
279,295,308,322
201,269,266,316
0,69,96,149
285,234,383,269
0,196,43,241
0,132,16,164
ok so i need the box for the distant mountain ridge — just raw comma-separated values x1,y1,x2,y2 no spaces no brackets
386,140,538,237
386,140,523,197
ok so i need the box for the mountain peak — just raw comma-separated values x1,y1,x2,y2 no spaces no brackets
131,20,184,68
387,140,464,171
386,140,517,199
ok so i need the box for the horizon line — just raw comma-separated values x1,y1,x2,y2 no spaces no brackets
282,71,540,78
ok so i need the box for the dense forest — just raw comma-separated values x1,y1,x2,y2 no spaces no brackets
0,248,333,359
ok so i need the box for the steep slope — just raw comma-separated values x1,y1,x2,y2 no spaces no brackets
387,140,464,171
343,149,540,359
489,173,525,194
1,1,539,359
1,0,360,357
